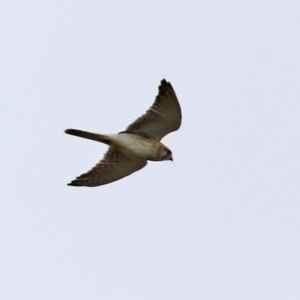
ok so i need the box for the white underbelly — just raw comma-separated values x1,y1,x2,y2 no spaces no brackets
109,133,157,159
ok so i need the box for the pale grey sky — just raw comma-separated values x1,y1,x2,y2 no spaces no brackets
1,2,300,299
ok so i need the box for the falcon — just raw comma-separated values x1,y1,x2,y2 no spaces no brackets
65,79,182,187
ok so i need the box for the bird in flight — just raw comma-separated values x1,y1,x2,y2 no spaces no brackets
65,79,182,187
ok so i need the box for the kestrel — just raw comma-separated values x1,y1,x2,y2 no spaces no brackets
65,79,182,187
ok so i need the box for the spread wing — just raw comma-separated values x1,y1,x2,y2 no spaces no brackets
67,148,147,187
124,79,182,141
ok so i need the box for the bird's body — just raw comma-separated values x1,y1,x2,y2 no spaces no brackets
111,133,169,161
65,79,181,187
66,130,170,161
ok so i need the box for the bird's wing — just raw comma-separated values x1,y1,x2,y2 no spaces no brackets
124,79,182,141
67,148,147,187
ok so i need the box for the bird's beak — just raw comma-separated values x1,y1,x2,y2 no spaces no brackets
169,157,173,161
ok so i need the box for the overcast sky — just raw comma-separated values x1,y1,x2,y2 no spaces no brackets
1,2,300,299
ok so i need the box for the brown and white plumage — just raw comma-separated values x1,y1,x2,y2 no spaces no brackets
124,80,181,140
65,79,182,187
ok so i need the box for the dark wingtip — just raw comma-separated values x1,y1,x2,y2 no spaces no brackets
67,177,88,187
161,79,168,85
159,79,174,94
160,78,173,89
67,181,80,187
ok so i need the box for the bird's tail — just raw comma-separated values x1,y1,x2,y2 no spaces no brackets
64,129,112,145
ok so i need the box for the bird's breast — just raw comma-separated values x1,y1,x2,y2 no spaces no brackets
109,133,161,160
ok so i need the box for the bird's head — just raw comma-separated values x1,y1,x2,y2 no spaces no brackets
160,146,173,161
